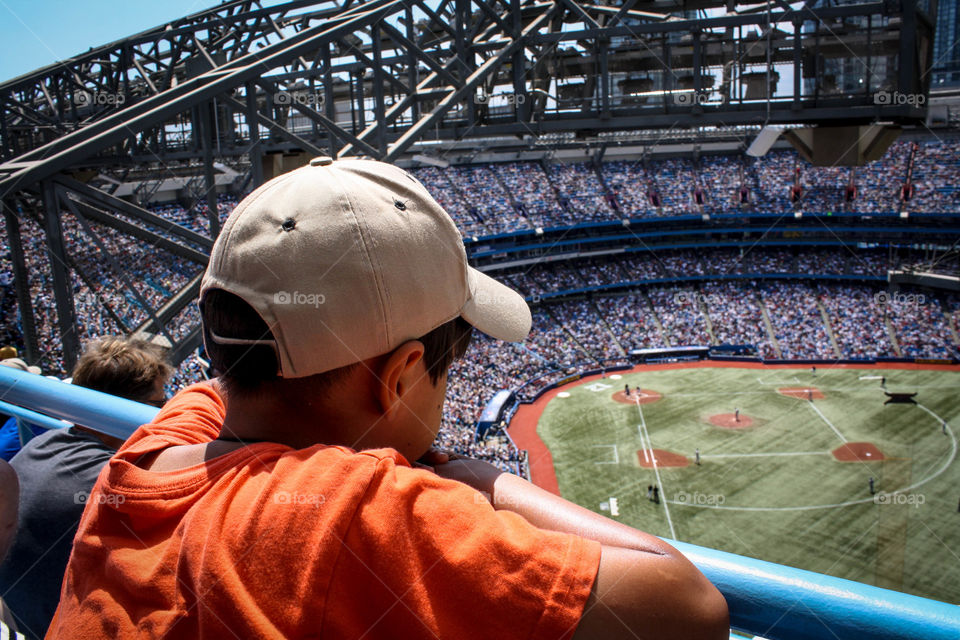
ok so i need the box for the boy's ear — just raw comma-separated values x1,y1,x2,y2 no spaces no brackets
374,340,425,417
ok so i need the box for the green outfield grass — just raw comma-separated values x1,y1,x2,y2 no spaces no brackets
537,365,960,604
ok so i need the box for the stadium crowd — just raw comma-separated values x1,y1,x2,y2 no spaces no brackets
760,282,836,359
403,139,960,236
2,148,959,478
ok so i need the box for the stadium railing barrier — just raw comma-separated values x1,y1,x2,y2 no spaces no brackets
1,365,958,640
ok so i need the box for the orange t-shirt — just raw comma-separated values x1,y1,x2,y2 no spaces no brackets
47,382,601,639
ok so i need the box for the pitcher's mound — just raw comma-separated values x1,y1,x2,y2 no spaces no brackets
709,413,754,428
779,387,824,400
612,390,662,405
832,442,885,462
637,449,689,468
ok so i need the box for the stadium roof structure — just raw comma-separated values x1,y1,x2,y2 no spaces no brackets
0,0,938,369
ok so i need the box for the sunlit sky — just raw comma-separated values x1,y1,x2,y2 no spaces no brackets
0,0,209,82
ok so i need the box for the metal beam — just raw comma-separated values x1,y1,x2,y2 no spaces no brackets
59,189,176,344
132,272,203,338
0,0,400,194
1,202,40,364
384,3,557,162
244,80,264,190
166,324,203,368
64,197,208,264
40,181,80,371
200,101,221,238
255,80,383,156
220,91,327,157
55,175,213,249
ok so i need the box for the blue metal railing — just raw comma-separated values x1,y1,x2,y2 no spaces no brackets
0,366,158,440
0,365,958,639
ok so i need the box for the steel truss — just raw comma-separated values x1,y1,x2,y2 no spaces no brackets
0,0,936,370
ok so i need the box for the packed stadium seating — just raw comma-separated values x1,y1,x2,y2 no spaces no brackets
3,142,960,471
409,139,960,229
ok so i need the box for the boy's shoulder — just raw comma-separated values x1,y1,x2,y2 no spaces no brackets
268,445,489,526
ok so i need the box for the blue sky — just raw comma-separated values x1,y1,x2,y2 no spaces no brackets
0,0,210,82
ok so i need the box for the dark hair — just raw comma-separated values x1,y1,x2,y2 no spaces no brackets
420,314,473,384
71,337,173,402
200,289,473,395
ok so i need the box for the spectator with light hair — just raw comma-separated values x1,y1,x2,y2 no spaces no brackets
0,337,171,640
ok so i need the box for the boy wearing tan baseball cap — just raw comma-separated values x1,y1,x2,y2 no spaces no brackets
48,159,726,639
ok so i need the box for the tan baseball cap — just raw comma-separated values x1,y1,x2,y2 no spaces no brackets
200,157,531,378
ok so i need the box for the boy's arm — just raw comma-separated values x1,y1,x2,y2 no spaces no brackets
430,457,729,640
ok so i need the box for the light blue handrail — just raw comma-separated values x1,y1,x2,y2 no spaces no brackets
0,365,958,639
670,540,960,640
0,366,158,440
0,398,71,431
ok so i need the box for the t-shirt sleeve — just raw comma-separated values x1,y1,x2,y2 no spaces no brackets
118,381,226,454
324,456,602,640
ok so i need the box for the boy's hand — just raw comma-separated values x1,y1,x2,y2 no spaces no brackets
412,447,462,471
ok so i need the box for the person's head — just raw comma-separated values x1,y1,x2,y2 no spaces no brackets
199,157,531,459
72,337,173,407
201,289,474,458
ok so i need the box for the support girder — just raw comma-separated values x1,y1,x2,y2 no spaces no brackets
63,198,209,265
0,0,401,193
133,273,203,338
56,176,213,249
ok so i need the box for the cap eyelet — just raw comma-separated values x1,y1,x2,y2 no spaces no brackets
394,199,407,211
281,218,296,231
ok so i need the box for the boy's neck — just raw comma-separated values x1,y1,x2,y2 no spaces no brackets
136,392,377,474
219,391,362,451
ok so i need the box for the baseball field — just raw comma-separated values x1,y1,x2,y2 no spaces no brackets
509,362,960,604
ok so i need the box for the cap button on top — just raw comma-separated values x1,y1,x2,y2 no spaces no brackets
310,156,333,166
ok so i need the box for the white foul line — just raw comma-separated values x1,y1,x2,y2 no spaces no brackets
637,427,650,463
635,397,650,463
807,400,847,443
917,402,948,429
636,398,677,540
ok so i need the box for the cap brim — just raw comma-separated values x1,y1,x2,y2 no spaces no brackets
461,268,531,342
